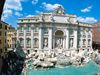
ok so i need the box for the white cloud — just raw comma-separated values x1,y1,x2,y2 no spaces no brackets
2,9,13,20
15,12,23,17
3,9,13,15
32,0,38,4
4,0,22,11
77,17,97,23
81,6,92,13
42,2,62,11
26,15,34,17
35,10,41,14
2,0,24,20
20,0,29,2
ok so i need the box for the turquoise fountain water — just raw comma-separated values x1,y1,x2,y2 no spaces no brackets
27,61,100,75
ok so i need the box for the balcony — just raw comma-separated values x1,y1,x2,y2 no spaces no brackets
26,33,31,36
19,33,24,36
34,32,38,36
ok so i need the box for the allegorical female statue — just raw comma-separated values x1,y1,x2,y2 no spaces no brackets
44,39,48,47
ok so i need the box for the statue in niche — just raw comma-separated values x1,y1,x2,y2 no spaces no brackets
56,39,62,48
44,39,48,47
70,39,73,47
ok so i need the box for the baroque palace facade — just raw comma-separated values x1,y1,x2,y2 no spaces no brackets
17,6,92,54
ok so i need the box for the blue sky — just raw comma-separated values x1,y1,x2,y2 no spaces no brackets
2,0,100,28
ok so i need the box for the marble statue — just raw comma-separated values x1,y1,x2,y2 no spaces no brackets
56,39,62,48
70,39,73,47
44,39,48,47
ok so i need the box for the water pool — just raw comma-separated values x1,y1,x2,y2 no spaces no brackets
27,61,100,75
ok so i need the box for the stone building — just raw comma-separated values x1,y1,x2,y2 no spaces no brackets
17,6,92,54
0,21,8,56
92,21,100,50
7,26,17,50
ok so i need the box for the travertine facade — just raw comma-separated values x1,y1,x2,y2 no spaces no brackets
17,6,92,54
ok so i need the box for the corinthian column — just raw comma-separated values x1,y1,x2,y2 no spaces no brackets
24,28,26,49
86,31,88,48
66,29,69,49
31,27,34,49
73,30,77,49
48,28,52,49
39,27,43,49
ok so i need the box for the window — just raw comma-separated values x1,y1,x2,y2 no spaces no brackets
0,40,1,44
21,20,23,22
83,35,86,38
88,32,91,38
0,23,2,29
34,38,38,47
5,32,6,36
20,39,24,45
0,49,2,54
19,33,23,36
0,31,2,36
82,31,86,38
28,19,30,22
26,38,31,45
83,39,86,45
88,39,91,45
5,25,7,30
5,39,6,43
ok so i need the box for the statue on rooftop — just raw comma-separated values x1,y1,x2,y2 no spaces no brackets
55,6,65,15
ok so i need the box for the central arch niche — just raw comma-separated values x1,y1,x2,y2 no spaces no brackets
55,30,64,49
